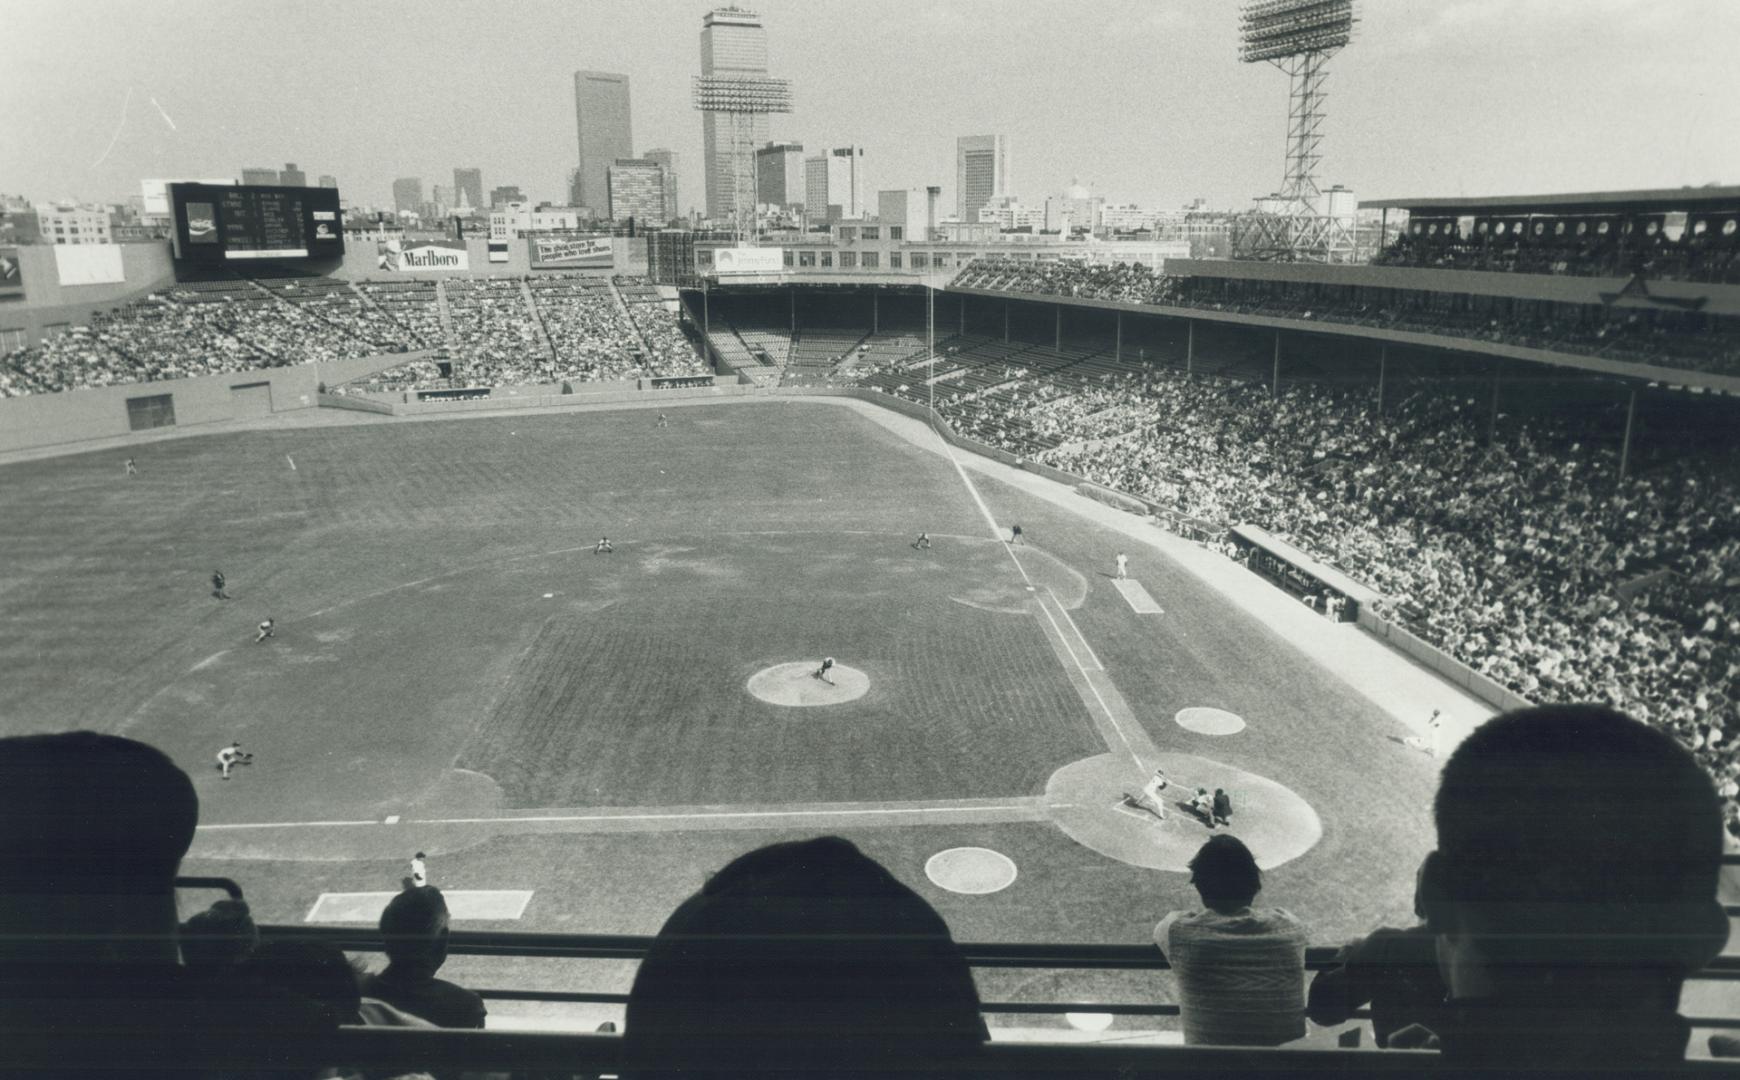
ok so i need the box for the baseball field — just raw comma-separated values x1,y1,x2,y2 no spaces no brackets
0,397,1446,1030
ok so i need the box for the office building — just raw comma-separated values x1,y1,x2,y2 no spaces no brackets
643,148,679,218
318,175,338,189
574,71,633,218
241,167,279,186
279,163,307,187
755,142,804,211
607,159,670,224
453,168,484,214
955,134,1009,224
804,146,868,221
490,185,526,208
700,7,770,221
392,177,423,217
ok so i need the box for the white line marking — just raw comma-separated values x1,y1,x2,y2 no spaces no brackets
1035,601,1145,772
285,454,296,471
928,425,1033,587
1047,587,1103,671
195,803,1041,832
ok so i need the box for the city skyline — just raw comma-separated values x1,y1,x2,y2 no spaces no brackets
3,0,1738,218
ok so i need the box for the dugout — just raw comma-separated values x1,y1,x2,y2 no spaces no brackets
1228,523,1381,621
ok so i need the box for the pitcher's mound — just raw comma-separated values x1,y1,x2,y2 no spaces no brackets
747,662,871,707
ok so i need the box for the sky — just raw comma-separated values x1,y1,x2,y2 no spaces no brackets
3,0,1739,217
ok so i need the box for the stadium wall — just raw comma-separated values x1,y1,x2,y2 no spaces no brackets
0,243,178,346
1356,607,1534,712
0,362,324,454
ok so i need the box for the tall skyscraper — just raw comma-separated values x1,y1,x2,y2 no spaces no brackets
643,149,679,218
241,167,278,186
607,159,670,224
806,146,868,220
955,135,1009,224
574,71,633,217
279,162,307,187
700,7,770,222
453,168,484,213
755,142,804,210
392,177,423,216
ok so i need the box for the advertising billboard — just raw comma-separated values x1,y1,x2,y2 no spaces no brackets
528,235,613,270
0,248,22,299
168,182,345,265
487,240,510,264
53,244,125,286
713,247,785,274
377,237,469,272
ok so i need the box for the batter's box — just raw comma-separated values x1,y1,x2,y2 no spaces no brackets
305,889,534,923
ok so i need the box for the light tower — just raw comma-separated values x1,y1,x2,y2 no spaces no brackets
1235,0,1358,261
693,75,792,243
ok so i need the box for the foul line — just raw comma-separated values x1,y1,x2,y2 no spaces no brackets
928,421,1034,588
195,802,1050,832
1034,596,1146,774
1047,586,1103,671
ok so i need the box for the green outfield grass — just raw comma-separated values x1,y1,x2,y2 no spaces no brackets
0,399,1445,1028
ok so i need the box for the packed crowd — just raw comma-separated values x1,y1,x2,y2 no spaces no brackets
1,273,701,399
952,257,1740,375
911,349,1740,824
5,712,1729,1074
1374,216,1740,284
0,283,418,398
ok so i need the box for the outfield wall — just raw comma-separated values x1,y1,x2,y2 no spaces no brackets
0,349,416,454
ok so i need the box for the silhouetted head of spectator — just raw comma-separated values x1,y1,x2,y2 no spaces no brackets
1188,834,1262,914
624,836,986,1079
1418,705,1728,1056
181,898,259,972
241,940,363,1027
0,731,198,965
379,886,450,976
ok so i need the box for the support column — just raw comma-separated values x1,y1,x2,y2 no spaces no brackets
1186,319,1195,378
1619,386,1638,481
790,288,796,334
1055,305,1062,351
1272,330,1281,398
1115,311,1123,364
1004,301,1010,344
1376,344,1387,415
959,295,965,336
872,291,879,334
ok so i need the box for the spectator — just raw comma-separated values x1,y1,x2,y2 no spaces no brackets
623,835,986,1079
359,885,486,1030
242,938,364,1028
0,731,327,1072
1154,834,1309,1046
1407,705,1728,1064
1306,865,1447,1048
180,897,260,974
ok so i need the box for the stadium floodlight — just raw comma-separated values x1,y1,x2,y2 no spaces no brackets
693,75,794,245
1237,0,1358,261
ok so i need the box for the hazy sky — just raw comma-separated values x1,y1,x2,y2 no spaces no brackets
3,0,1738,216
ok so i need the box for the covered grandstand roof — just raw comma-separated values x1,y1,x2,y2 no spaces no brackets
1360,186,1740,213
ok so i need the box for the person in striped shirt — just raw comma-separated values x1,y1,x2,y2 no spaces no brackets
1153,834,1309,1046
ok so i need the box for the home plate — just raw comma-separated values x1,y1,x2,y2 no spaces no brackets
305,890,533,923
1111,578,1163,614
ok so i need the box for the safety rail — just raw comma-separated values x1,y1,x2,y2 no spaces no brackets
260,924,1740,1029
13,1027,1740,1077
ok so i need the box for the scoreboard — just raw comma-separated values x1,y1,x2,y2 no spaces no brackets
169,182,345,264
